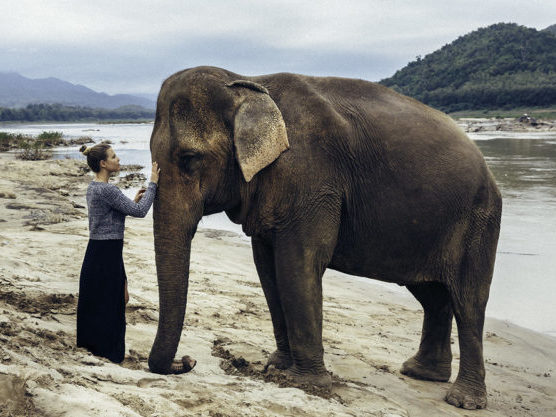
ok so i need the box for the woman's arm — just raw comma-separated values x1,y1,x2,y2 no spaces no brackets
101,162,160,217
101,182,157,218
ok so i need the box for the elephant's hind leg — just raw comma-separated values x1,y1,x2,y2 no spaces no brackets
252,237,293,371
401,282,453,382
445,205,500,409
445,273,490,409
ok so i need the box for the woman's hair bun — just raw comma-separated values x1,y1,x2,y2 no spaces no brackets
79,145,89,155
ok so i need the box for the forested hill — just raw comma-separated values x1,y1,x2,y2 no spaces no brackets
544,24,556,35
379,23,556,112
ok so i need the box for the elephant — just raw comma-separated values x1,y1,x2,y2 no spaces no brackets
148,66,502,410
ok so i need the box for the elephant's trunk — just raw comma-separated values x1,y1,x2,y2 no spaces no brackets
148,188,199,374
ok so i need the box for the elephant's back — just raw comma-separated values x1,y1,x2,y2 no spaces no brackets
259,72,476,161
258,71,495,208
283,74,488,186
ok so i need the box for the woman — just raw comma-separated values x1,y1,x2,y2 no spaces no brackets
77,143,195,372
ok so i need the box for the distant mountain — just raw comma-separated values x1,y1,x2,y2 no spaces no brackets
380,23,556,112
0,73,155,110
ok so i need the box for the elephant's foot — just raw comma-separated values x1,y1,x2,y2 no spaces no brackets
264,349,293,371
445,380,487,409
169,355,197,374
285,366,332,388
400,356,451,382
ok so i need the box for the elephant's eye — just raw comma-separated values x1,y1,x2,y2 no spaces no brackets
177,151,202,174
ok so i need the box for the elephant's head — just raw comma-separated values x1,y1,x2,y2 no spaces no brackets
148,66,289,373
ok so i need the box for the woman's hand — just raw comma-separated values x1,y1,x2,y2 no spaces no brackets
151,161,161,184
134,188,146,203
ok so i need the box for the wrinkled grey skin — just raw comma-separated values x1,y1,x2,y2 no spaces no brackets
148,66,502,410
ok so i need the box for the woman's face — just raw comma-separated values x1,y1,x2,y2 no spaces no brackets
102,147,120,172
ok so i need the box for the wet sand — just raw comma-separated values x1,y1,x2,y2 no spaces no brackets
1,156,555,416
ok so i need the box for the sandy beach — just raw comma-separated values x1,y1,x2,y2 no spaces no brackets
1,155,555,417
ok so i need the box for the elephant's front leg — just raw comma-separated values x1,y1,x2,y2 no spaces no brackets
252,237,292,370
272,230,337,387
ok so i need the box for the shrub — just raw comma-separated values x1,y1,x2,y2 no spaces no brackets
37,131,65,147
16,138,52,160
0,132,28,151
0,132,16,151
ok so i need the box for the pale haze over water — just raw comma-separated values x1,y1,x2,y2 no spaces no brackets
3,122,556,337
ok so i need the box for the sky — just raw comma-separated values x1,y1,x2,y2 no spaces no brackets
1,0,555,97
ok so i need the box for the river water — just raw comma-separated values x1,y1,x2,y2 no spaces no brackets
2,122,555,337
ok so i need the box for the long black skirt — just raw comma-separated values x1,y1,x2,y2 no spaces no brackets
77,239,126,363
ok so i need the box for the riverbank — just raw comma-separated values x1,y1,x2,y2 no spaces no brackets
455,116,556,133
1,157,555,416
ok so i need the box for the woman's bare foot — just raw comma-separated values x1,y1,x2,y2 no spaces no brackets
169,355,196,374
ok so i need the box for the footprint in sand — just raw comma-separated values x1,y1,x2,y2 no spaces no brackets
486,332,512,346
136,377,167,388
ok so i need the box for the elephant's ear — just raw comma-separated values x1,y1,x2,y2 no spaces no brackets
227,80,289,182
